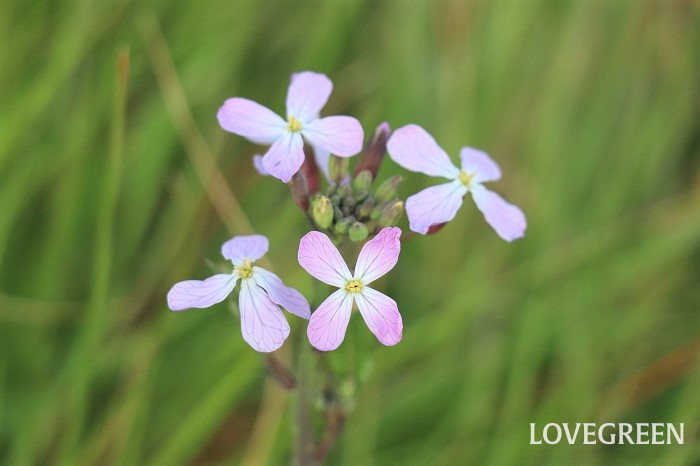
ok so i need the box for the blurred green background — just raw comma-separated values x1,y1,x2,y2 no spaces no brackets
1,0,699,464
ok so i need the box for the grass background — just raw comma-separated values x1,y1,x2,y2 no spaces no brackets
1,0,699,464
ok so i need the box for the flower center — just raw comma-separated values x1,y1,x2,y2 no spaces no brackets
345,279,364,293
287,116,302,132
235,258,253,279
459,170,476,186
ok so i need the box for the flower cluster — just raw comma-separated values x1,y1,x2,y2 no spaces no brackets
168,71,526,353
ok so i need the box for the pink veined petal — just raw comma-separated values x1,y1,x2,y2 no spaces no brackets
253,267,310,319
354,227,401,284
252,154,270,176
386,124,460,178
405,180,468,234
459,147,501,183
262,131,305,183
217,98,286,144
470,184,527,242
307,289,353,351
167,274,237,311
302,116,364,157
285,71,333,123
298,231,352,287
355,287,403,347
221,235,269,265
238,279,291,352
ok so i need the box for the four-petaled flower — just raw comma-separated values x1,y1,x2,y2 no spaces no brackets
217,71,364,183
298,227,403,351
167,235,310,352
387,124,527,241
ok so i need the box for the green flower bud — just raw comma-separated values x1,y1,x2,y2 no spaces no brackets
378,200,404,227
333,207,344,221
348,221,369,242
329,155,350,183
356,197,375,219
334,218,353,235
312,194,333,229
337,183,352,199
374,175,402,202
353,170,372,192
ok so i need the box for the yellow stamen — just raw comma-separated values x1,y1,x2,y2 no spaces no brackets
459,170,476,186
235,258,253,279
287,116,302,132
345,279,363,293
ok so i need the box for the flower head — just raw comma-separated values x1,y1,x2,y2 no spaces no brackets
298,227,403,351
218,71,364,183
387,124,527,241
167,235,310,352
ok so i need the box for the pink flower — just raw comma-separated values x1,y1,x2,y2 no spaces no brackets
298,227,403,351
387,124,527,241
218,71,364,183
167,235,310,352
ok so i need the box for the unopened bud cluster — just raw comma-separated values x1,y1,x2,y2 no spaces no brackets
311,170,404,242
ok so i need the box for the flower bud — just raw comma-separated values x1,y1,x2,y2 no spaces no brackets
333,207,344,221
378,200,404,227
374,175,402,202
311,194,333,228
329,155,350,183
348,221,369,242
301,144,320,193
289,171,310,211
427,222,447,234
334,218,353,235
354,122,390,179
356,197,375,219
353,170,372,192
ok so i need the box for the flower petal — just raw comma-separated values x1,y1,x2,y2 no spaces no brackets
355,287,402,346
253,267,310,319
252,154,269,176
307,289,353,351
470,185,526,241
302,116,364,157
405,180,467,234
239,279,290,352
217,98,286,144
167,274,237,311
460,147,501,183
262,132,305,183
386,124,460,178
221,235,269,265
354,227,401,284
286,71,333,123
312,144,331,182
298,231,352,287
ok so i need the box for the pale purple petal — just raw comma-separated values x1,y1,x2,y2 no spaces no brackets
217,98,286,144
307,289,353,351
221,235,269,265
298,231,352,287
302,116,364,157
470,185,526,242
386,124,460,178
252,154,270,176
405,180,467,234
286,71,333,123
355,287,402,347
312,144,331,182
354,227,401,284
238,279,290,352
460,147,501,183
253,266,310,319
167,274,237,311
262,131,305,183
